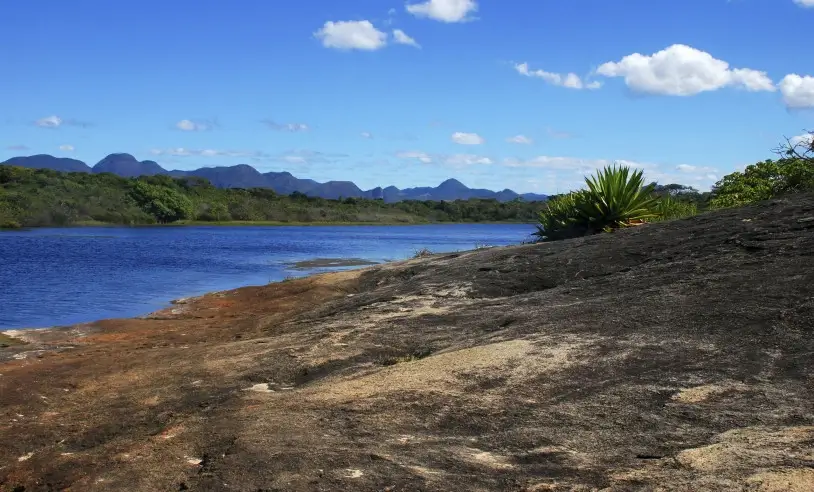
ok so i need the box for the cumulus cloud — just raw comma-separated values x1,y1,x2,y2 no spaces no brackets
314,20,387,51
59,144,75,152
596,44,775,96
262,120,310,132
406,0,477,22
793,0,814,7
451,132,485,145
515,63,602,90
393,29,421,48
34,115,91,128
175,119,215,131
506,135,533,145
778,74,814,108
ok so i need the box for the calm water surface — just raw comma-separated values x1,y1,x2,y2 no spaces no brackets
0,224,534,330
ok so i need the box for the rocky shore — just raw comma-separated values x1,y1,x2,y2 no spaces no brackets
1,193,813,491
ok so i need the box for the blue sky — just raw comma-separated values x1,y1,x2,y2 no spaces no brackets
2,0,813,194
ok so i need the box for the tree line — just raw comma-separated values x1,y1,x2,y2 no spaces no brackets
0,166,550,228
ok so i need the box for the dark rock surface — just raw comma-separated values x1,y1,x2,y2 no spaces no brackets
1,193,813,491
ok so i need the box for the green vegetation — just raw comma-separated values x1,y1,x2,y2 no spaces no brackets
0,166,550,228
709,158,814,208
708,130,813,209
534,131,814,242
533,165,685,241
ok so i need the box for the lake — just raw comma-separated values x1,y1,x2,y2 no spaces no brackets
0,224,535,330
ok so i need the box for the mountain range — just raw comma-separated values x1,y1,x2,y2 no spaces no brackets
1,153,548,203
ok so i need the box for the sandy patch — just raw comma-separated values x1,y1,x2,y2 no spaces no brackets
308,337,585,401
747,469,814,492
676,426,814,474
672,381,749,403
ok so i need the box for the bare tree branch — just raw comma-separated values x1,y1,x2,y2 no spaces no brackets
774,129,814,163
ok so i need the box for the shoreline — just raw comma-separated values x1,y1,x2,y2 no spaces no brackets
0,256,394,341
2,220,537,230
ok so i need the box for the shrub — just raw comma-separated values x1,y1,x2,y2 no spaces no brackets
651,196,698,222
532,192,591,242
412,247,433,258
534,165,660,241
0,219,21,229
709,158,814,209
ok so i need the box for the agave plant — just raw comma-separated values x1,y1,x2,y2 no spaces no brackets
577,165,659,231
534,165,661,242
533,192,589,241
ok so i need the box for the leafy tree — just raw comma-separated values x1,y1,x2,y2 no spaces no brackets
709,158,814,208
129,181,194,223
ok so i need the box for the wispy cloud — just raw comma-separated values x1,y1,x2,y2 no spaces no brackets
396,151,492,167
262,119,310,132
271,149,349,165
175,118,217,131
34,115,93,129
451,132,485,145
361,132,374,139
149,148,270,159
59,144,75,152
514,63,602,90
393,29,421,48
506,135,533,145
6,144,29,151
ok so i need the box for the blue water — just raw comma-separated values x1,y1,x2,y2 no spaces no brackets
0,224,534,330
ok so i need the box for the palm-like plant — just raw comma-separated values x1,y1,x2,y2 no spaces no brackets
577,165,659,231
535,164,661,241
533,191,588,241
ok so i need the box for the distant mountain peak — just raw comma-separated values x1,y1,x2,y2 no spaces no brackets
2,153,548,203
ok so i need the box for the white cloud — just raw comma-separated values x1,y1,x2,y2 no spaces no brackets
396,151,434,163
596,44,776,96
778,74,814,108
514,63,602,90
263,120,310,132
451,131,485,145
790,132,813,147
676,164,718,173
397,151,491,166
506,135,533,145
175,119,212,131
794,0,814,7
502,156,631,172
361,132,373,139
59,144,74,152
406,0,477,22
150,148,267,159
314,20,387,51
445,154,493,166
35,115,63,128
393,29,421,48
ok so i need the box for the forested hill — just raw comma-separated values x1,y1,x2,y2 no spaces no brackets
0,165,549,228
